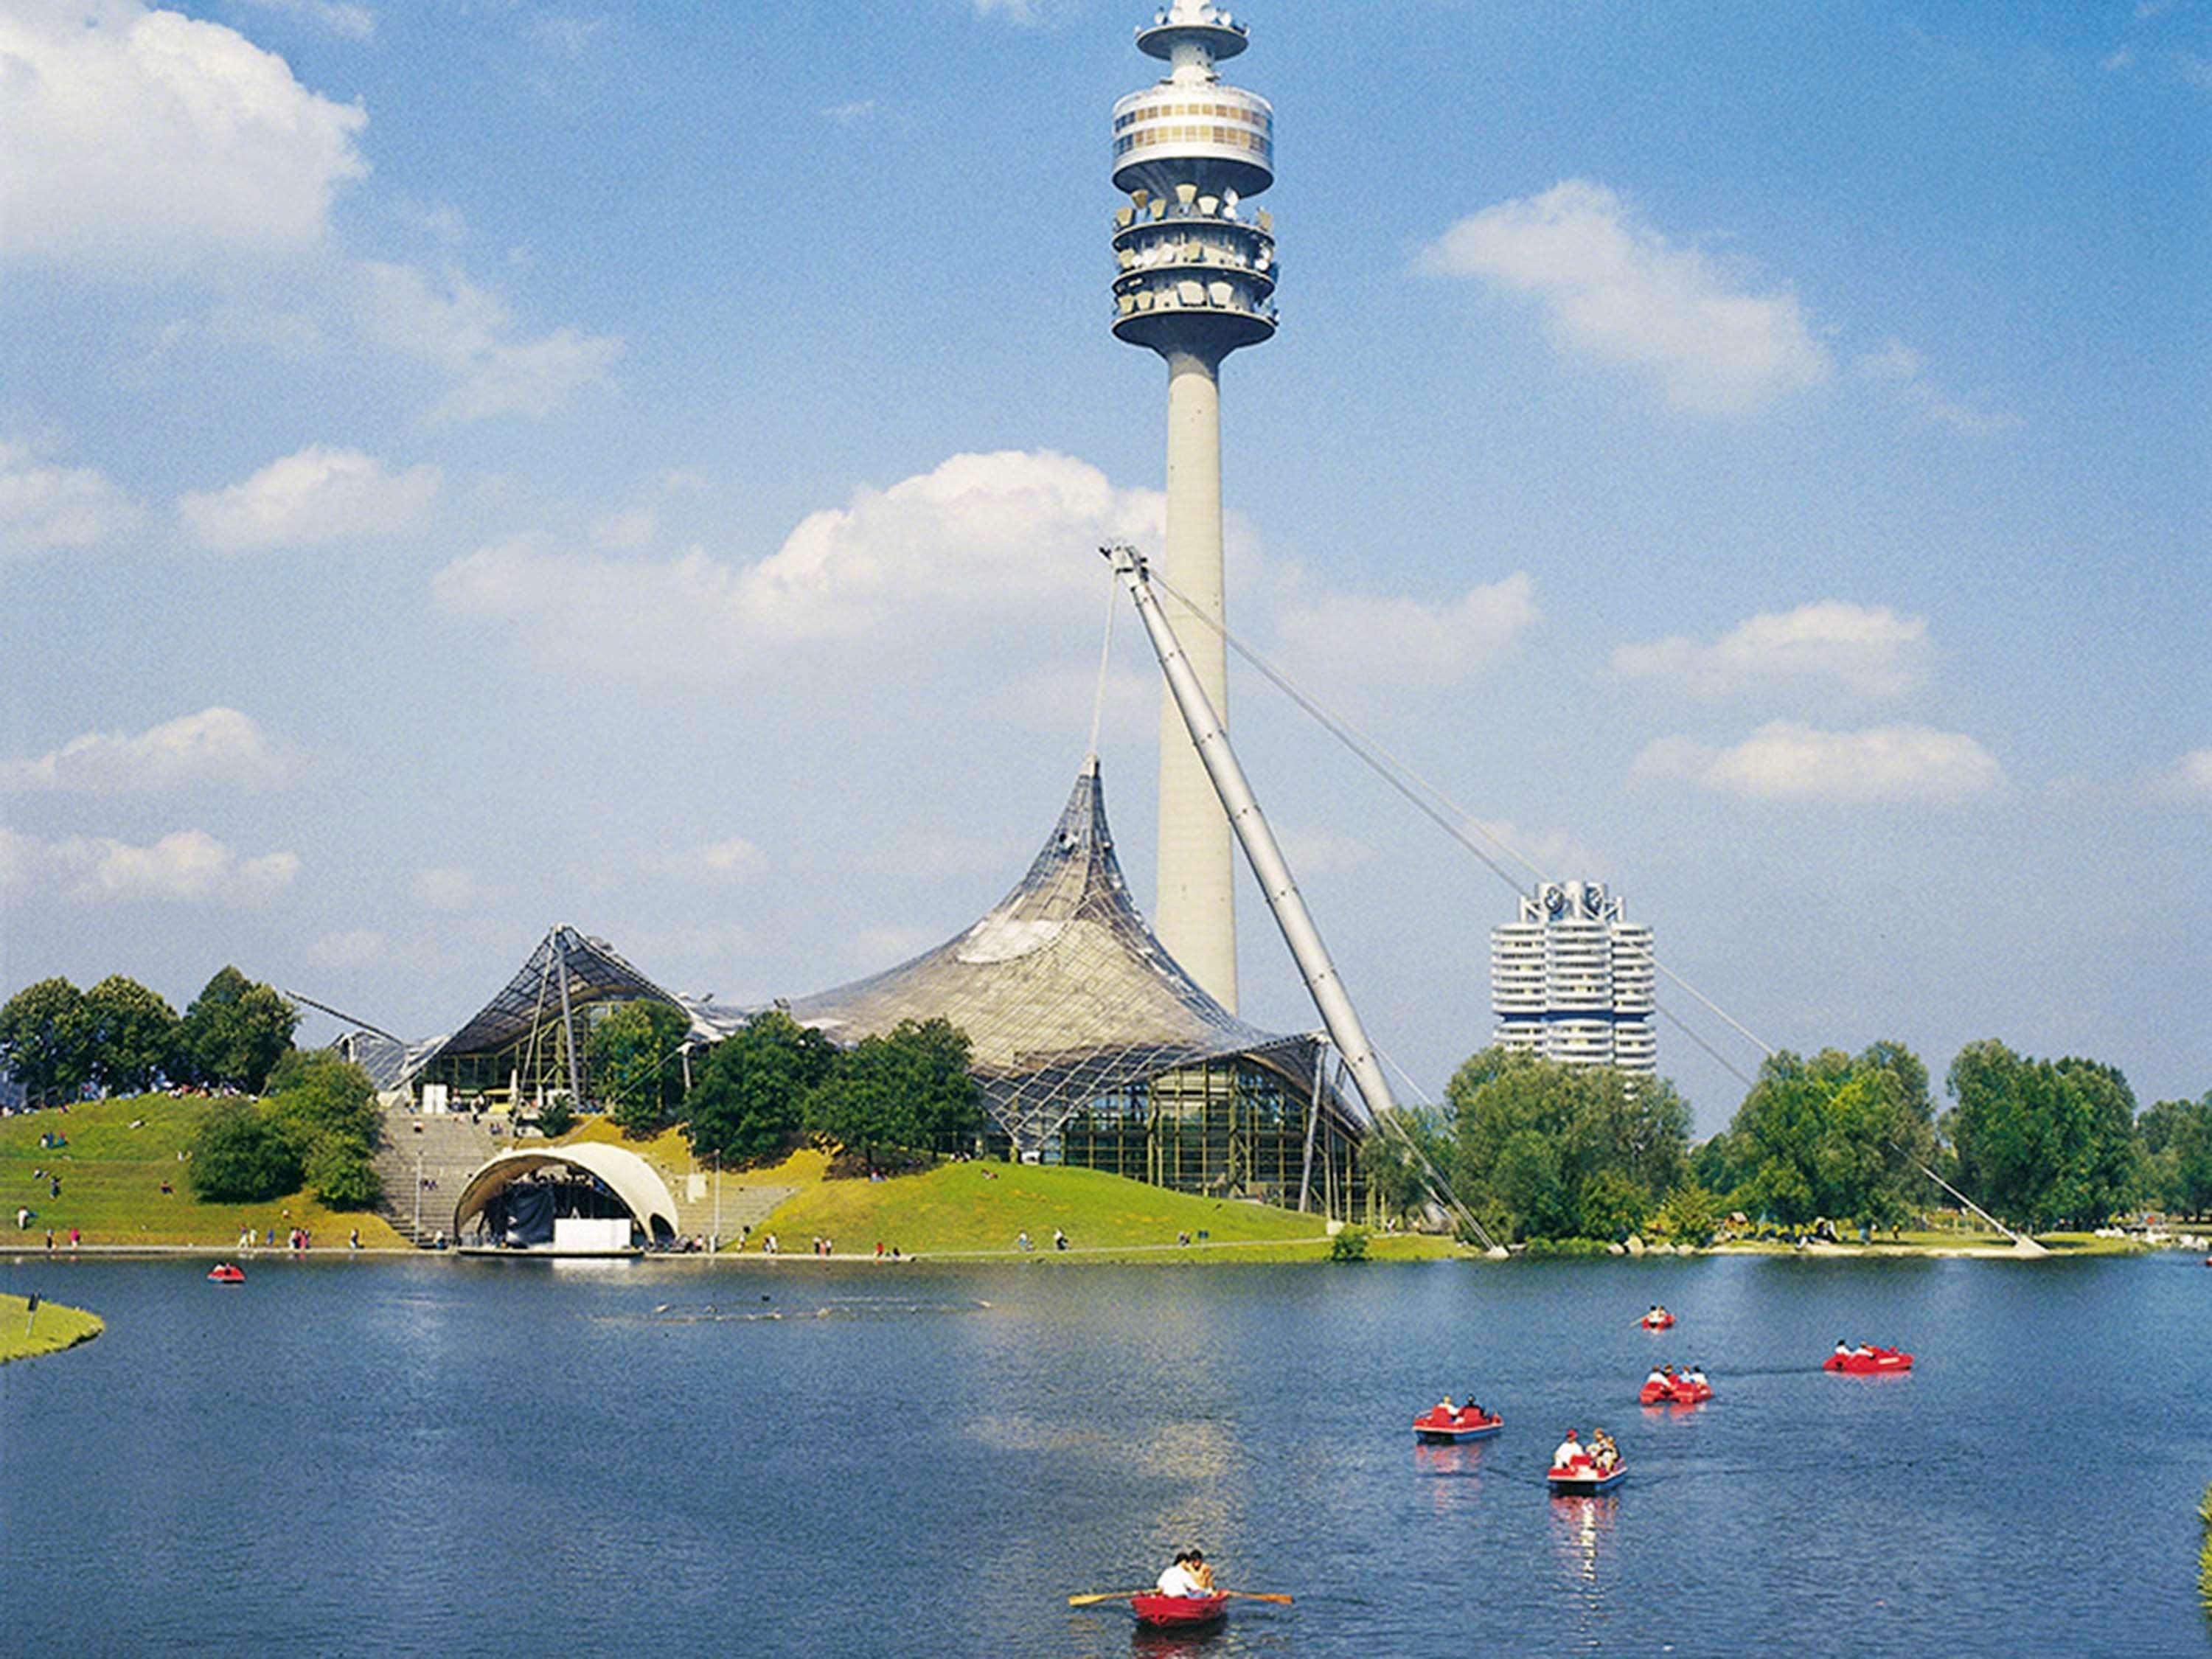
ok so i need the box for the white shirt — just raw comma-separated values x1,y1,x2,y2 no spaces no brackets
1551,1437,1583,1468
1157,1564,1206,1598
1646,1371,1668,1386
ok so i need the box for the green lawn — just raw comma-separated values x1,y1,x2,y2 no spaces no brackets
748,1160,1354,1259
0,1292,102,1363
0,1095,406,1249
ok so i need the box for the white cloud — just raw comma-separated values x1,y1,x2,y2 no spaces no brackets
434,450,1164,688
0,0,368,265
1274,572,1539,686
971,0,1043,20
1632,721,2006,804
1276,825,1377,878
0,707,303,793
0,440,141,554
2152,748,2212,802
307,928,389,969
179,447,439,552
413,866,503,911
528,13,607,59
641,837,769,885
590,507,655,550
1467,817,1609,883
1855,340,2020,437
234,0,375,41
1612,601,1930,700
821,100,876,125
1419,180,1832,414
0,826,299,905
360,260,622,421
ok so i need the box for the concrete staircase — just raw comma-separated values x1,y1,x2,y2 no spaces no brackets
372,1112,502,1246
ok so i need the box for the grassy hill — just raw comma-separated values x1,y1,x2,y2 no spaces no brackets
0,1293,103,1363
745,1158,1463,1262
1,1096,407,1249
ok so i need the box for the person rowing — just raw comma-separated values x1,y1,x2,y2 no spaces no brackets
1551,1428,1587,1471
1156,1550,1211,1599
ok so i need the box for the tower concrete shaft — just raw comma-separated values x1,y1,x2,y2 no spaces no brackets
1111,1,1278,1013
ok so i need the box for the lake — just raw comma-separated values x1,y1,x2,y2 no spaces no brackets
2,1251,2205,1656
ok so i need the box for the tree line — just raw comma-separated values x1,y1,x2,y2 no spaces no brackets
585,1006,984,1175
1374,1037,2209,1245
0,968,298,1105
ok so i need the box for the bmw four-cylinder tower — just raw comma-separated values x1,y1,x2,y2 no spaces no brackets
1111,1,1277,1015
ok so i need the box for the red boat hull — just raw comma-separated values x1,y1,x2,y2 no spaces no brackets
1641,1315,1675,1330
1824,1348,1912,1374
206,1266,245,1284
1413,1411,1503,1441
1638,1380,1712,1405
1130,1593,1228,1629
1548,1462,1627,1494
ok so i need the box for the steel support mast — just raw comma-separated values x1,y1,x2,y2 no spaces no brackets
1107,543,1397,1122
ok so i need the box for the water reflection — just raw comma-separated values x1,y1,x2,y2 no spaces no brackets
1411,1440,1489,1516
1548,1492,1618,1587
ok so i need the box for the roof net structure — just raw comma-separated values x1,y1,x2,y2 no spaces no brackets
349,925,734,1093
790,759,1363,1155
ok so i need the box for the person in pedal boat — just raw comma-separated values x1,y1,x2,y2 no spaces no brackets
1687,1366,1708,1388
1157,1551,1212,1599
1646,1366,1669,1390
1590,1430,1619,1472
1434,1394,1458,1417
1551,1428,1586,1470
1462,1397,1486,1422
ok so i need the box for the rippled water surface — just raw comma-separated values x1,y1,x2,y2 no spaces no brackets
4,1252,2206,1656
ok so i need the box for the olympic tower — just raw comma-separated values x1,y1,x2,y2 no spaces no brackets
1110,1,1278,1013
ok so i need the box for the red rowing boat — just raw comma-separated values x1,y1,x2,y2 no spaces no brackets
206,1263,246,1284
1824,1345,1912,1374
1413,1407,1503,1442
1638,1377,1711,1405
1130,1592,1228,1629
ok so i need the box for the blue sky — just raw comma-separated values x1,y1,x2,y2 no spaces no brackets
1,0,2205,1131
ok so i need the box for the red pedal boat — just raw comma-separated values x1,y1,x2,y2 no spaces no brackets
1413,1406,1503,1442
1824,1345,1912,1374
206,1263,246,1284
1640,1312,1675,1330
1130,1592,1228,1630
1638,1377,1712,1406
1547,1458,1627,1495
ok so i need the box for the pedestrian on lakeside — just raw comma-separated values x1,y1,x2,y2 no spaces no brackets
45,1227,55,1252
68,1228,79,1248
1054,1228,1069,1251
349,1228,361,1250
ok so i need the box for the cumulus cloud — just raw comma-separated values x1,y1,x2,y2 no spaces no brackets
307,928,389,969
0,707,303,794
1632,721,2006,804
1419,180,1832,414
178,447,438,552
234,0,375,40
0,440,140,554
413,866,502,912
434,450,1164,688
1612,601,1929,700
1855,340,2020,437
2152,748,2212,802
0,826,299,905
0,0,368,265
1274,572,1539,686
360,261,622,421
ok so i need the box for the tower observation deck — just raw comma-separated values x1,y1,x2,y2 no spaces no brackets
1111,1,1278,1014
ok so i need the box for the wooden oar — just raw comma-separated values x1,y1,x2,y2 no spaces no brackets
1066,1590,1149,1607
1221,1590,1295,1604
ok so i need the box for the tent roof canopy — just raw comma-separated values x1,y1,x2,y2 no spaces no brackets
451,1143,682,1242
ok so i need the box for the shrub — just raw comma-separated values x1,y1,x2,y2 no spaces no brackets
189,1105,304,1203
536,1095,577,1138
1329,1225,1371,1262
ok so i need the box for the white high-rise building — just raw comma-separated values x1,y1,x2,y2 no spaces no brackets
1491,881,1656,1076
1110,1,1279,1014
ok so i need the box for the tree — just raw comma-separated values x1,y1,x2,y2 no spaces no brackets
1719,1044,1937,1229
188,1103,304,1203
1444,1048,1691,1241
587,1000,692,1138
802,1018,981,1174
0,978,93,1106
1650,1182,1723,1245
684,1010,836,1166
2141,1094,2212,1219
178,967,297,1093
1944,1041,2140,1231
259,1049,380,1209
83,975,181,1096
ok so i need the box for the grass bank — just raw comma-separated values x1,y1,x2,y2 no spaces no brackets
1712,1228,2144,1259
743,1160,1468,1263
1,1096,406,1249
0,1292,102,1363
